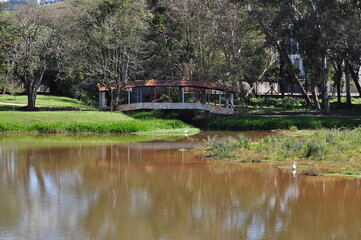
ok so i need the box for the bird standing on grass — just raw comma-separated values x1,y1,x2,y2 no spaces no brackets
292,161,297,170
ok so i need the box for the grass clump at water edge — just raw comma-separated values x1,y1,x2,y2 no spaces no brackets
201,128,361,177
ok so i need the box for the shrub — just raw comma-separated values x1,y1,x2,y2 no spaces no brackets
303,141,329,160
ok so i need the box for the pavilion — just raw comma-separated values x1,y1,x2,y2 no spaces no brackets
98,80,236,115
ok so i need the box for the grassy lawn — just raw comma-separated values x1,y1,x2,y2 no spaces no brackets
0,94,96,110
0,95,199,135
206,115,361,131
235,96,361,116
0,111,131,123
0,111,199,135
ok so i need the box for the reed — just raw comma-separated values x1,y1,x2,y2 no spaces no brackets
202,128,361,176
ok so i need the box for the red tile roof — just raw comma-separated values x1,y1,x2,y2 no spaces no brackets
98,80,236,93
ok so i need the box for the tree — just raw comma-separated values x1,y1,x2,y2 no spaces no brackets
248,1,313,106
0,2,18,94
6,3,57,110
145,0,270,98
70,0,145,111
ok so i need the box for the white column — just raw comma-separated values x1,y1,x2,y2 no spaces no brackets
231,93,234,106
182,88,185,103
128,89,131,104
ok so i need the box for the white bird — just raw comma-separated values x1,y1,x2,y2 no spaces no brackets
292,161,297,170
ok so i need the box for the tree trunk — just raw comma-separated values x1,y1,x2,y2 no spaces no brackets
320,55,330,114
27,88,37,111
311,76,321,110
112,86,121,111
333,61,342,104
276,41,312,105
26,64,46,111
346,60,361,97
345,61,352,106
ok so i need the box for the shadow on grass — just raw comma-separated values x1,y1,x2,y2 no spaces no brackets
0,105,22,111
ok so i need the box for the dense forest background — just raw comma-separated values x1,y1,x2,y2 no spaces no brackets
1,0,361,113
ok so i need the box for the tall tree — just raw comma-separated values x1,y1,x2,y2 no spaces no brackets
0,2,18,93
7,3,57,110
248,1,313,106
71,0,145,111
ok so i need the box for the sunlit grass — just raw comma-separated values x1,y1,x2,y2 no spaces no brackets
0,111,198,134
0,94,95,110
0,111,132,123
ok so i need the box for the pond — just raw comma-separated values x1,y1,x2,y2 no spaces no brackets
1,132,361,240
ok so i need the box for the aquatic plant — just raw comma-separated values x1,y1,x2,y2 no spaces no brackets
202,128,361,175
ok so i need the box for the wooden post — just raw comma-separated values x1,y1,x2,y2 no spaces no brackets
226,94,229,108
154,87,157,103
213,91,217,106
168,87,170,102
202,88,206,103
165,87,167,102
196,88,199,103
140,88,143,103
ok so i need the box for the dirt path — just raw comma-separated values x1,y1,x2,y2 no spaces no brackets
0,102,27,106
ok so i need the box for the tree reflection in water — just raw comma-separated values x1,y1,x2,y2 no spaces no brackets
0,135,361,240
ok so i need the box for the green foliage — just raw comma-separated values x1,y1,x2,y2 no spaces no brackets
204,128,361,162
204,134,251,158
206,116,361,131
289,125,298,131
303,141,329,160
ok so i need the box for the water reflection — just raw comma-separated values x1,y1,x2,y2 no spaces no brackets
1,134,361,239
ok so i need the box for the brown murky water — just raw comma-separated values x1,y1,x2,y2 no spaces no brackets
1,132,361,240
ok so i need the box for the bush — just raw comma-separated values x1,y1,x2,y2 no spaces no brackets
303,141,329,160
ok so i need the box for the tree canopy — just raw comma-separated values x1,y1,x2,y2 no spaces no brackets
1,0,361,113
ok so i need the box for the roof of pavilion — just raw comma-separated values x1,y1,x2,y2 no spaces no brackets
97,80,237,93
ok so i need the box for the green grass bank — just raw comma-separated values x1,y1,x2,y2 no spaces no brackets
201,128,361,177
205,116,361,131
0,111,199,135
0,133,186,150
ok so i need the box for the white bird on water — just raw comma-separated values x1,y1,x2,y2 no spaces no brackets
292,161,297,170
